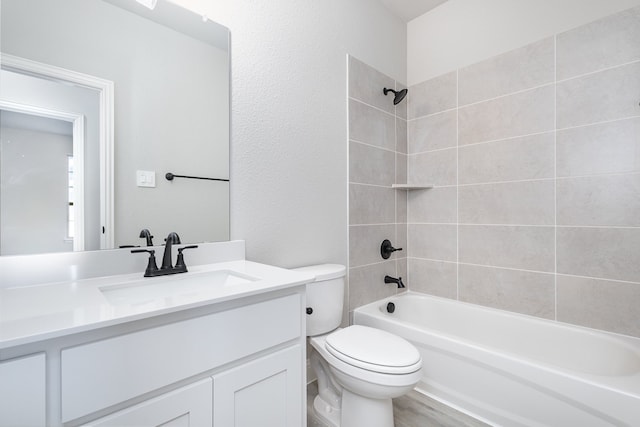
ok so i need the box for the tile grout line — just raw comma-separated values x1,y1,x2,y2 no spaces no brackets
554,34,558,322
456,69,460,301
406,258,640,286
349,96,397,119
555,57,640,84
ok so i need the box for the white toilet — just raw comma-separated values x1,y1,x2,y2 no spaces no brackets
296,264,422,427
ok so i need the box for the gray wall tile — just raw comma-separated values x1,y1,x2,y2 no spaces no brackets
349,224,396,268
408,148,457,186
348,261,399,310
557,6,640,80
408,71,457,119
458,180,555,225
557,227,640,283
557,62,640,129
349,141,395,186
349,183,395,225
396,190,408,223
408,110,458,153
459,264,555,319
557,117,640,177
408,224,457,261
396,83,408,120
407,187,457,224
397,257,408,282
396,153,407,185
557,275,640,337
557,174,640,227
349,56,396,114
459,85,555,145
459,133,554,184
408,258,457,298
459,225,555,272
396,223,408,260
459,38,555,106
349,99,396,150
396,118,408,154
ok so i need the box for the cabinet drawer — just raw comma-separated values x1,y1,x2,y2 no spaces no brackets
61,293,301,422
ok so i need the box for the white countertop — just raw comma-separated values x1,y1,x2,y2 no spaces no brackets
0,260,314,350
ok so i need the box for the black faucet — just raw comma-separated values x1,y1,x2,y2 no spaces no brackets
139,229,154,246
384,275,405,288
161,232,181,270
131,232,198,277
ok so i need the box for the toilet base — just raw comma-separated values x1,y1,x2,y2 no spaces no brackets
341,389,394,427
313,394,341,427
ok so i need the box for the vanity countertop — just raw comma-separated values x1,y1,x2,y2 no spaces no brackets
0,260,314,350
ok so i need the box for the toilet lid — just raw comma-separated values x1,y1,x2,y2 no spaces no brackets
325,325,421,374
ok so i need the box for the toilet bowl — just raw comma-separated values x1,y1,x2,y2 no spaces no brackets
295,264,422,427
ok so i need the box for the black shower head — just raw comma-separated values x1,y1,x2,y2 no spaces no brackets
383,88,408,105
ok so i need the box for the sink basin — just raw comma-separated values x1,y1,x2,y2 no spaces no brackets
100,270,259,306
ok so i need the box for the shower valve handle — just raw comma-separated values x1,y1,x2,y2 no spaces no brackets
380,239,403,259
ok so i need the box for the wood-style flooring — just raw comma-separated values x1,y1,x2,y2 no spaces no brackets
307,382,490,427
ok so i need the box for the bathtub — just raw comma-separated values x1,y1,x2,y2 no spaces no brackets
353,292,640,427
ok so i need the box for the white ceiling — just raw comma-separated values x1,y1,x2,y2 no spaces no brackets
377,0,449,22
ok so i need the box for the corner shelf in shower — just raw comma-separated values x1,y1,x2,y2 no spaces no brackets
391,184,434,190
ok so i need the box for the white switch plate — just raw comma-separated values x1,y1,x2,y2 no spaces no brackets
136,170,156,187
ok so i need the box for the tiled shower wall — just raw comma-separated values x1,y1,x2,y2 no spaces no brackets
347,56,408,320
406,6,640,338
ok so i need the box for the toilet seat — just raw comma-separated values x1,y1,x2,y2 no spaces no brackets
325,325,421,375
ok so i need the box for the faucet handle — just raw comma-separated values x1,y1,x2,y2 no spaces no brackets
131,249,159,277
175,245,199,270
381,239,403,259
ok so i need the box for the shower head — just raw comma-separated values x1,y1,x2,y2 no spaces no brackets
383,88,408,105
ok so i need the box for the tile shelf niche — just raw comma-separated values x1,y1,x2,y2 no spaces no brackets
391,184,434,190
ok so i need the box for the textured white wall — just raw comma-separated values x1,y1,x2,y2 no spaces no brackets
172,0,407,267
408,0,640,85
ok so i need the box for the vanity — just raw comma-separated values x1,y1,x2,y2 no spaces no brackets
0,241,312,426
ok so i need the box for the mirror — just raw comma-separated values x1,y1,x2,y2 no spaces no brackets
0,0,230,256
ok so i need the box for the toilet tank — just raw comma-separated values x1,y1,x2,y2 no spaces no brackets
293,264,346,336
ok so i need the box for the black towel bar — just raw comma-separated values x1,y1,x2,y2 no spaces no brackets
165,172,229,182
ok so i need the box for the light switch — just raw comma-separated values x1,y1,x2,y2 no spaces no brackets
136,170,156,187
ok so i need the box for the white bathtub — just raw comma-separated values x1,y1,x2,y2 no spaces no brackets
353,292,640,427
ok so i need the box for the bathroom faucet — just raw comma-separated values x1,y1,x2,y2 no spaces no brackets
139,228,154,246
384,275,405,289
131,232,198,277
161,232,181,270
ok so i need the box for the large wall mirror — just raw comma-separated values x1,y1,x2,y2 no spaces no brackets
0,0,230,256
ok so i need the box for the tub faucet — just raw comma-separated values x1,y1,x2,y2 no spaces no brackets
384,275,405,288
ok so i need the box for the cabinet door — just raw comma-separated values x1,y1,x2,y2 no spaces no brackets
84,378,212,427
213,345,303,427
0,353,46,427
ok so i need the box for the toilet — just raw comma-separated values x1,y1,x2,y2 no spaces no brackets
296,264,422,427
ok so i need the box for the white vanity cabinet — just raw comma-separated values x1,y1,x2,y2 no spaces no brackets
1,286,306,427
83,379,213,427
213,345,302,426
0,353,46,427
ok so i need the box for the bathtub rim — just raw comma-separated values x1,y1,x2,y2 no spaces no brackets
353,291,640,398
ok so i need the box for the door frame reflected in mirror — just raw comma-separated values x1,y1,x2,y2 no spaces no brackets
0,99,86,251
1,53,115,249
